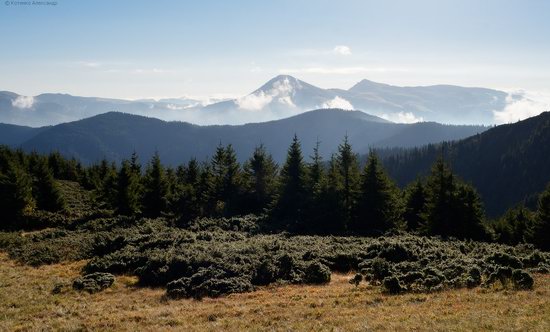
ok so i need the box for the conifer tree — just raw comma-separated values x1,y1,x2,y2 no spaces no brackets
353,151,401,235
116,160,141,215
97,162,118,209
0,161,34,226
31,158,65,212
316,154,346,233
274,134,308,229
307,140,324,193
402,180,426,231
197,162,215,216
422,158,486,239
303,141,328,233
336,136,360,225
532,182,550,250
210,144,242,215
142,153,169,216
184,158,200,186
130,151,142,175
243,144,278,213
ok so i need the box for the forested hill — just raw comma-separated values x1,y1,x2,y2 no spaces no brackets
382,111,550,217
0,109,485,165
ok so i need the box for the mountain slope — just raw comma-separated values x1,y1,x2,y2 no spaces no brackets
3,109,486,165
0,123,45,146
382,112,550,216
200,75,509,125
1,75,514,127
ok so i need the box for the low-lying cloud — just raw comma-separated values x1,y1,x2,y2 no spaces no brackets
321,96,354,110
236,76,298,111
381,111,424,124
493,90,550,124
12,95,35,109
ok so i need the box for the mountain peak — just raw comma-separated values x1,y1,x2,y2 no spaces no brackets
255,75,303,93
348,79,391,92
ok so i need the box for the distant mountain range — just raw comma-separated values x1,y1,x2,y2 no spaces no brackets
1,75,516,127
0,109,486,165
381,111,550,217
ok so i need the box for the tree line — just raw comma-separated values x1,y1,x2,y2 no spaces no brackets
0,136,549,250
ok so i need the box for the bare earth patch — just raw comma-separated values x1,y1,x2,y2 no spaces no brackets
0,252,549,331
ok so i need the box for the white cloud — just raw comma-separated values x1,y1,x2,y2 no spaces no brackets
166,104,185,110
493,90,550,124
333,45,352,55
12,95,35,109
321,96,354,110
236,91,273,111
381,111,424,124
236,76,298,111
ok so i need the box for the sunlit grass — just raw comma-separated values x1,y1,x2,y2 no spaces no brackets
1,253,549,331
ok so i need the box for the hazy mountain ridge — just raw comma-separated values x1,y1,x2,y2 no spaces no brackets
0,109,486,165
1,75,512,127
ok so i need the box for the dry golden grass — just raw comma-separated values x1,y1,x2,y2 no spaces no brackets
1,252,549,332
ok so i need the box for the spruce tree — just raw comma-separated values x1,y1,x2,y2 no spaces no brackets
116,160,141,215
0,161,34,227
316,154,346,233
494,204,534,244
184,158,200,186
210,144,242,216
532,182,550,250
142,153,169,216
303,141,328,233
31,158,65,212
353,151,401,235
97,162,118,210
421,158,455,236
274,134,308,230
243,144,278,213
307,140,324,193
403,180,426,231
422,158,486,239
336,136,360,226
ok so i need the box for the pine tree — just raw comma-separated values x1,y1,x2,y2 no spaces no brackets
142,153,169,216
273,134,308,230
403,180,426,231
243,144,278,213
353,151,401,235
116,160,141,215
31,158,65,212
532,182,550,250
0,161,34,227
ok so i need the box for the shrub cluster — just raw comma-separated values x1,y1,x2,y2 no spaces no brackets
2,215,549,298
72,272,115,293
356,236,547,293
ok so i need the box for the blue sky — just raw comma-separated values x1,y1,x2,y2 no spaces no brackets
1,0,549,99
